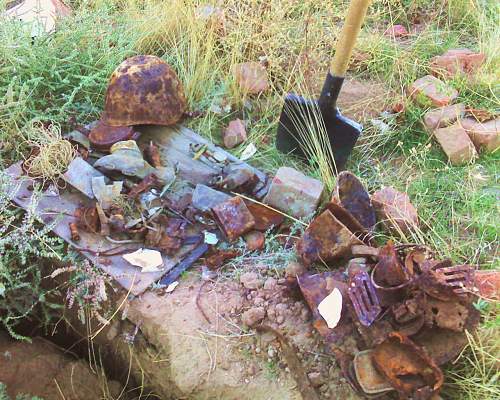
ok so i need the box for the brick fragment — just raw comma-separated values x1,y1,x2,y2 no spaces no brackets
431,48,485,77
409,75,458,107
460,117,500,153
423,103,465,131
233,62,269,94
263,167,324,219
433,123,477,165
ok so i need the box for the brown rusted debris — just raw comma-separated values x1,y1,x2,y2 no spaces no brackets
205,249,240,269
474,269,500,300
372,332,444,399
296,210,362,266
244,230,265,251
145,216,187,255
74,206,100,234
102,55,187,127
88,120,137,151
212,196,255,241
69,222,80,241
348,270,381,327
128,173,162,198
335,171,376,231
245,202,284,231
143,141,162,168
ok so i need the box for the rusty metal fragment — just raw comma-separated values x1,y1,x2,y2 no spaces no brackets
373,242,409,287
212,196,255,241
143,141,162,168
74,206,100,234
434,264,475,295
296,210,362,266
297,272,353,344
324,200,371,243
205,249,240,269
348,270,381,327
424,297,469,332
88,120,137,151
128,173,162,198
353,350,394,395
245,202,284,231
335,171,376,231
102,55,187,127
418,261,458,301
372,332,444,399
69,222,80,241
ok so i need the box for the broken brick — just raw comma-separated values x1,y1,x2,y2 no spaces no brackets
233,62,269,94
460,117,500,153
430,48,485,78
433,123,477,165
371,187,419,235
423,103,465,131
263,167,324,219
409,75,458,107
222,119,247,148
474,270,500,301
384,24,408,38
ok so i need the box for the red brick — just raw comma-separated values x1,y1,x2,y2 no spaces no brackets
460,117,500,153
233,62,269,94
371,187,419,235
431,48,485,77
433,123,477,165
409,75,458,107
222,119,247,148
423,103,465,131
384,24,408,38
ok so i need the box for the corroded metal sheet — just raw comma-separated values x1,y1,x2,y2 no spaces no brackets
5,162,185,296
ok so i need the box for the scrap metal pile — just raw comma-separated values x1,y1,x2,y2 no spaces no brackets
5,55,493,400
294,171,480,399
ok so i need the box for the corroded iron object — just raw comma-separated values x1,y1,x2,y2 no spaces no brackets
212,196,255,241
88,120,137,150
348,270,381,327
372,332,444,399
245,202,284,231
296,210,362,266
335,171,376,230
102,55,187,127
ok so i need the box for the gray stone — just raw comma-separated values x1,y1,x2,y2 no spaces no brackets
191,184,231,212
91,176,123,210
263,167,324,219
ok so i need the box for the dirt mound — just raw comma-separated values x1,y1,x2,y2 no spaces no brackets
0,333,121,400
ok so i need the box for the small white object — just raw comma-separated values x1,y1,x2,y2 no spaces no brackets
165,281,179,293
317,287,343,329
204,231,218,245
240,143,257,161
123,249,163,272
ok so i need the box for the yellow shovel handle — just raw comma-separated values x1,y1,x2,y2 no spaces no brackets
330,0,372,76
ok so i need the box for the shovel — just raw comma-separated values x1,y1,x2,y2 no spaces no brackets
276,0,371,172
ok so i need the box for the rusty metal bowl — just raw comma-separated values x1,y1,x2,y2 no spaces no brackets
101,55,187,127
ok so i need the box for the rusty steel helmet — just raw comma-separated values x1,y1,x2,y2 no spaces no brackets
101,55,187,127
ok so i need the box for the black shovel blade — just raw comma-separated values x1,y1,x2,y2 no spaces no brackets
276,93,362,172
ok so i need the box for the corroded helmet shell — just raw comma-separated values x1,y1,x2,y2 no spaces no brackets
101,55,187,126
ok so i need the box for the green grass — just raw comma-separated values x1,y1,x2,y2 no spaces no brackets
0,0,499,398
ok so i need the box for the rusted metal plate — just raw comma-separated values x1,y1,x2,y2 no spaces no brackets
348,270,381,327
372,332,443,399
297,272,353,344
136,124,269,198
353,350,394,395
88,120,137,151
5,163,187,296
296,210,362,266
212,196,255,242
245,202,284,231
335,171,376,231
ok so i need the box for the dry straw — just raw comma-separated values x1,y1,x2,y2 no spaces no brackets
23,122,76,182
